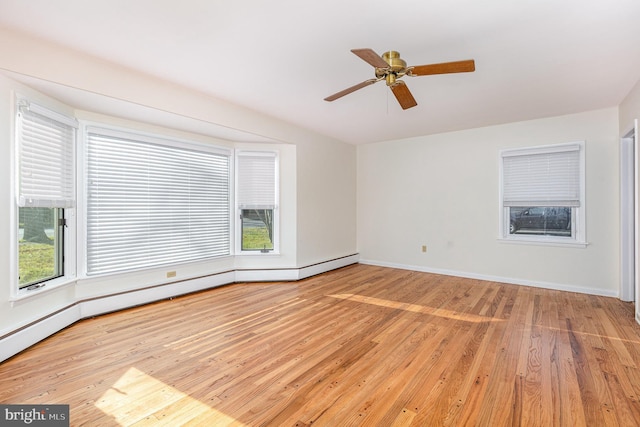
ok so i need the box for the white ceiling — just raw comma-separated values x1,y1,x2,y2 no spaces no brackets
1,0,639,145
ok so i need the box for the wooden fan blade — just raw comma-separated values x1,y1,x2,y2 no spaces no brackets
351,48,389,68
409,59,475,76
324,78,379,102
390,81,417,110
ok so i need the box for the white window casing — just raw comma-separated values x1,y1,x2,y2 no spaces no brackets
499,141,586,246
236,150,279,253
14,98,77,297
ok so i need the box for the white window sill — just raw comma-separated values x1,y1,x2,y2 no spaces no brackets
10,277,76,304
498,236,588,248
237,251,281,256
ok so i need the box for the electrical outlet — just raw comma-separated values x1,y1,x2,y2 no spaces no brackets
166,271,177,278
421,245,427,253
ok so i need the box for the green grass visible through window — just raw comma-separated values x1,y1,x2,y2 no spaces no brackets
19,242,55,286
242,226,273,251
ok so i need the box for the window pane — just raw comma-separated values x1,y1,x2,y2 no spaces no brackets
18,207,63,287
241,209,273,251
509,206,572,237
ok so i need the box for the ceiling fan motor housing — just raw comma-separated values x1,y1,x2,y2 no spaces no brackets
376,51,407,86
382,51,407,71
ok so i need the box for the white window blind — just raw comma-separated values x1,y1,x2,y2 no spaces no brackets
237,152,277,209
502,144,581,207
17,100,77,208
86,128,230,275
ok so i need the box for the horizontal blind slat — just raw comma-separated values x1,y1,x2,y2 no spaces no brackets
18,105,76,208
237,153,276,208
503,146,580,207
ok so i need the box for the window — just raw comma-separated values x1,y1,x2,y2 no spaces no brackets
16,99,77,288
499,141,585,245
85,127,231,275
236,151,278,253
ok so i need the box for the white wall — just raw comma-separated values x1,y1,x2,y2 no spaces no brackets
296,138,357,267
358,108,620,296
620,78,640,134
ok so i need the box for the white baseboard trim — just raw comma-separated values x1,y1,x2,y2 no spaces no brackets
234,254,360,282
80,271,237,318
234,268,300,282
0,304,81,363
359,259,618,298
297,254,361,280
1,255,359,362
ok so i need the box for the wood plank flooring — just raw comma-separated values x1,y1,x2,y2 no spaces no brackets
2,264,640,426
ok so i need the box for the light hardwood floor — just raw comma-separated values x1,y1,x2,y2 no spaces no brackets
2,264,640,426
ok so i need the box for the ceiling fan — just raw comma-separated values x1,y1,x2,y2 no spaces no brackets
324,48,475,110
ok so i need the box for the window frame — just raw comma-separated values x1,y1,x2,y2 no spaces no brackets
235,150,280,255
81,124,233,277
498,141,587,247
18,207,65,289
13,96,77,298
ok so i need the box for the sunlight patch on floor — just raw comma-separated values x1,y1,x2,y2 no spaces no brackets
329,293,501,324
95,367,245,426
